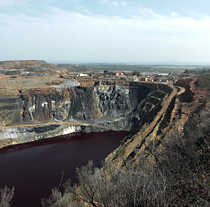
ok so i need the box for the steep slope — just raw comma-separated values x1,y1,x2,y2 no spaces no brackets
0,79,177,150
105,82,178,166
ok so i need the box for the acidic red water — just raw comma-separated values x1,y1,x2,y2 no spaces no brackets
0,131,127,207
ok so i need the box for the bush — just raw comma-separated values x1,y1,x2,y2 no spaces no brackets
158,113,210,206
45,112,210,207
0,186,15,207
41,188,62,207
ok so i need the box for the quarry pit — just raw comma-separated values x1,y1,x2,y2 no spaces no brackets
0,60,187,166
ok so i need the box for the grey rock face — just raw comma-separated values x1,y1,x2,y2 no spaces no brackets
96,84,131,118
0,82,153,130
0,81,176,149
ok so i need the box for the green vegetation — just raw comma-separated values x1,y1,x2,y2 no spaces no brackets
184,68,210,75
195,74,210,89
58,64,206,73
42,111,210,207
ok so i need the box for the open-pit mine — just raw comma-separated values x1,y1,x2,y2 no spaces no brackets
0,60,209,206
0,60,194,164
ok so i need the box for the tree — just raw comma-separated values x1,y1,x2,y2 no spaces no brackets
45,111,210,207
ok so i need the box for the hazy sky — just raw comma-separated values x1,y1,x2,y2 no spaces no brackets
0,0,210,64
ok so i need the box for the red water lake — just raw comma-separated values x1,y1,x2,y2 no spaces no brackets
0,131,127,207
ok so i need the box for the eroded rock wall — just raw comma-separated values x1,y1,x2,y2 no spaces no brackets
105,82,178,166
1,82,152,126
0,95,23,125
0,81,176,150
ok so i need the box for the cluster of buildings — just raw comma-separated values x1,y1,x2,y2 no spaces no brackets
68,71,185,85
56,64,195,85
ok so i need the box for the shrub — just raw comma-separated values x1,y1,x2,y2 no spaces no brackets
0,186,15,207
45,111,210,207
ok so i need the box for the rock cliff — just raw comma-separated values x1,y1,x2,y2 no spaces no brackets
0,81,152,127
0,78,176,151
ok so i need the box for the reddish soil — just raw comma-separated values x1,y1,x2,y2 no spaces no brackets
178,78,210,115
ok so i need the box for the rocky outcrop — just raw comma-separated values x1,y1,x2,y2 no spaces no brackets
105,83,179,166
1,81,152,126
0,80,178,152
0,95,23,125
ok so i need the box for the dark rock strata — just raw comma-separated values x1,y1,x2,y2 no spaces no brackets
0,80,176,150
